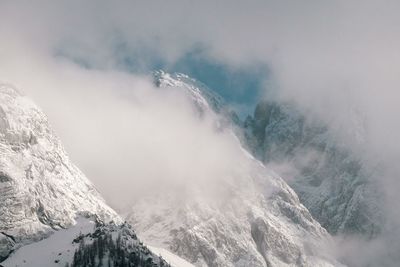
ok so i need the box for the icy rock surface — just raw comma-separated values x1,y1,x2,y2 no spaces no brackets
243,100,384,236
124,72,341,267
0,84,119,261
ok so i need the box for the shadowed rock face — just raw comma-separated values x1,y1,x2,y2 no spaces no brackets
243,100,384,237
0,84,119,260
0,233,15,262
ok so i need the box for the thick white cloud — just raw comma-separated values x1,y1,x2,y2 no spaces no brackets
0,56,249,208
2,1,400,152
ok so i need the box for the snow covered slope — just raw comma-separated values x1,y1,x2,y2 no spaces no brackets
123,72,342,267
149,246,195,267
0,84,119,262
243,100,384,237
3,216,171,267
3,217,95,267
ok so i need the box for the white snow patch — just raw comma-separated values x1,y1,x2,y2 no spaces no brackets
3,217,95,267
148,246,195,267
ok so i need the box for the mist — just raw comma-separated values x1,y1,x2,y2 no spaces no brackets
1,1,400,266
3,0,400,156
0,56,250,208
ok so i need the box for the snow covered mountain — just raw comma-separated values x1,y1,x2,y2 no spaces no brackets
0,76,347,267
122,72,342,267
0,84,120,262
242,100,384,237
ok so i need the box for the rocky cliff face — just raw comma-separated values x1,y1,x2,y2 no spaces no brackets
124,73,341,267
243,100,384,237
0,84,119,261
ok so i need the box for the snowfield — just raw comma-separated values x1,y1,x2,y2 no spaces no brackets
3,217,95,267
148,246,195,267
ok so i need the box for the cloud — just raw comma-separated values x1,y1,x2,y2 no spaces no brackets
3,1,400,148
1,1,400,265
0,56,250,208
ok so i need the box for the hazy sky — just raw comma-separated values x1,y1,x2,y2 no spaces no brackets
1,1,400,265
